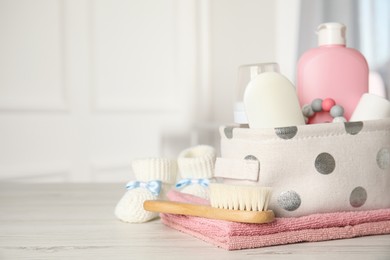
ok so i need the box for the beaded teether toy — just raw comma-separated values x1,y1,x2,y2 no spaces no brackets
302,98,346,124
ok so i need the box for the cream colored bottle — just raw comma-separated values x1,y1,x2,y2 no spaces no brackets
243,65,305,128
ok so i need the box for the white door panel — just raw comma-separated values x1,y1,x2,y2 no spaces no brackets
0,0,280,182
0,0,197,182
0,0,66,111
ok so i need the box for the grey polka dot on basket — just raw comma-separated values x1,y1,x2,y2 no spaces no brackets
377,148,390,170
224,126,234,139
244,155,258,161
277,190,301,211
315,152,336,175
244,155,260,174
344,121,363,135
350,186,367,208
274,126,298,140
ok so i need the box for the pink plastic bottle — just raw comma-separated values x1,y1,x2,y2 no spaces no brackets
297,23,369,123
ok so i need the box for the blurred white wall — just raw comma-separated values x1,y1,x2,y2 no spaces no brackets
209,0,276,124
0,0,299,182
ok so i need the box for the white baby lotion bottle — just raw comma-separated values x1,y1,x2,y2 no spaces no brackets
243,64,305,128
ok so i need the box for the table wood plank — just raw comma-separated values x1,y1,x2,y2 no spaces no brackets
0,183,389,259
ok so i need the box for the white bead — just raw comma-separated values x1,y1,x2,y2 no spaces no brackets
332,116,347,123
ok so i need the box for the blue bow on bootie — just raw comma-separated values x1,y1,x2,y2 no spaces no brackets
126,180,162,196
175,178,210,189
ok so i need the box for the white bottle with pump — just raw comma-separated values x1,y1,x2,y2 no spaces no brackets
243,63,305,128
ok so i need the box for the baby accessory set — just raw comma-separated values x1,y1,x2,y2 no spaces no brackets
115,23,390,250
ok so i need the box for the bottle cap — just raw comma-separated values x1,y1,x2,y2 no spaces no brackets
317,23,346,46
235,63,279,124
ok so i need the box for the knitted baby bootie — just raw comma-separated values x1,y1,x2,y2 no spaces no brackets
176,145,216,200
115,158,177,223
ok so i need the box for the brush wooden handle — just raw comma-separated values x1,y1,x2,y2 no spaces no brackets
143,200,275,224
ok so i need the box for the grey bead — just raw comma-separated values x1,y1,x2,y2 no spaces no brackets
311,98,323,112
302,104,315,117
330,105,344,117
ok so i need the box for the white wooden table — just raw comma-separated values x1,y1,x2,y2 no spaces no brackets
0,183,389,260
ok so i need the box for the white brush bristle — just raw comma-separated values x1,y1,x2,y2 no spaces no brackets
209,183,272,211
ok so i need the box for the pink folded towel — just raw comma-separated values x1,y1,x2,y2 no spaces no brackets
160,190,390,250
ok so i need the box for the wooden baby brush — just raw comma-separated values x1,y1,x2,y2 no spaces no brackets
143,183,274,224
